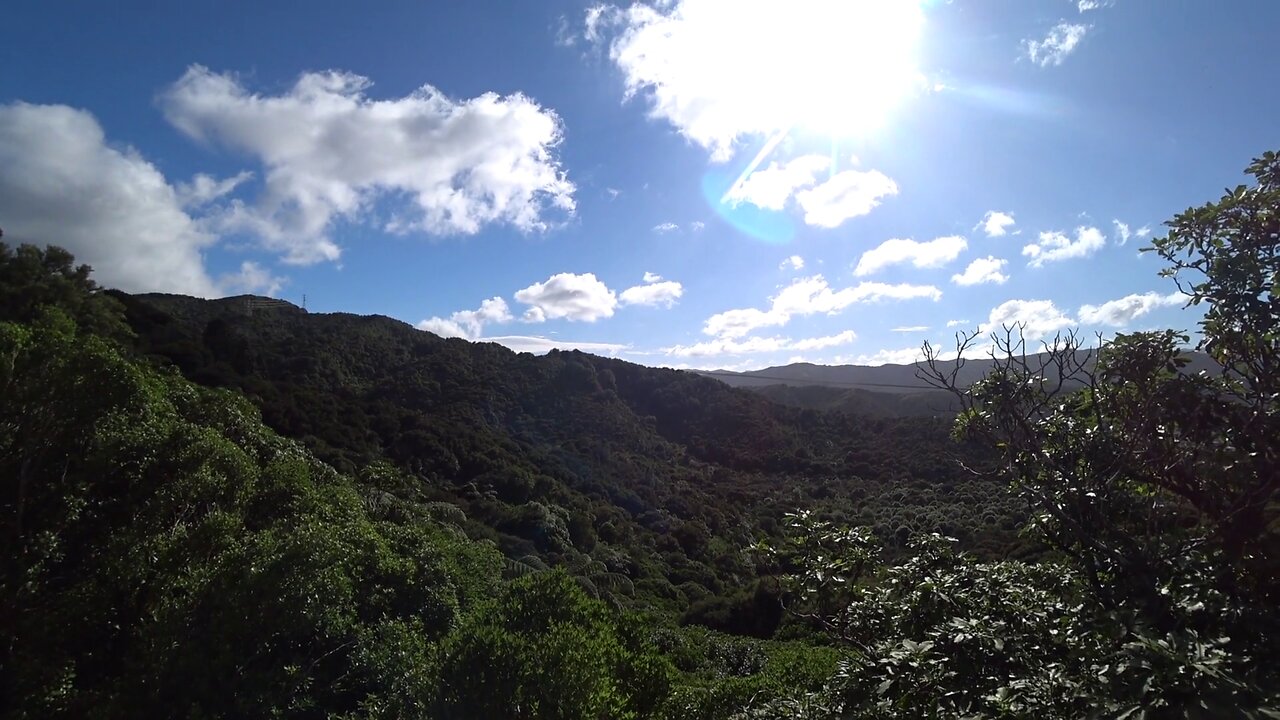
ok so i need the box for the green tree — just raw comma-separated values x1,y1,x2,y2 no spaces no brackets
756,152,1280,718
916,152,1280,712
432,571,673,719
0,242,131,341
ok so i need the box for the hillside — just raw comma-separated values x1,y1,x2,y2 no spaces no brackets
7,165,1280,720
110,291,1027,621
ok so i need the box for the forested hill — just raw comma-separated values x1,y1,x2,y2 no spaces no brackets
110,291,1024,615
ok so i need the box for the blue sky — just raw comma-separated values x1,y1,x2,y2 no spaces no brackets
2,1,1276,369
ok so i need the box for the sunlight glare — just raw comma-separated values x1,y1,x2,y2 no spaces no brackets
742,0,925,137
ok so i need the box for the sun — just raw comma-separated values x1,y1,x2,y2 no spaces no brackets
742,0,926,138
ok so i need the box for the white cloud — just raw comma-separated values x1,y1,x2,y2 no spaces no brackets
1022,226,1106,267
664,329,856,357
951,256,1010,286
946,319,970,328
780,255,805,271
1024,22,1090,67
690,220,706,232
418,296,514,339
481,335,627,355
1077,0,1113,11
598,0,926,161
217,261,287,297
1114,221,1151,246
620,274,684,307
0,102,220,295
850,347,927,366
665,336,787,357
161,65,574,264
725,155,897,228
725,154,830,210
1078,291,1182,327
986,299,1075,339
703,275,940,338
791,329,857,351
176,171,253,208
1112,219,1132,245
584,4,623,44
891,325,930,333
795,169,899,228
653,222,680,233
515,272,617,322
854,235,967,276
978,210,1016,237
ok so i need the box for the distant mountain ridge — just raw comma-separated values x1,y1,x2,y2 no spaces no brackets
697,351,1218,417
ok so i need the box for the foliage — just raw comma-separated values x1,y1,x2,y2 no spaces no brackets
105,280,1022,618
0,309,510,716
432,571,672,719
0,243,132,341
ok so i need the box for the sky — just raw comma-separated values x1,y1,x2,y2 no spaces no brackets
2,1,1277,370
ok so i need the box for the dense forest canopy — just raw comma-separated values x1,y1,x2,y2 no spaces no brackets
1,151,1278,717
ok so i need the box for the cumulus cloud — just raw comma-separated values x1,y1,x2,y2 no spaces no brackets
0,102,219,295
597,0,925,160
725,155,830,210
951,256,1010,286
1023,226,1106,267
515,272,617,322
780,255,805,271
663,329,856,357
795,170,899,228
891,325,930,333
1024,22,1090,67
978,210,1016,237
418,296,514,339
854,235,967,276
161,65,575,264
946,319,970,328
726,155,898,228
620,272,684,308
986,299,1075,339
1078,291,1182,327
703,275,940,339
653,222,680,233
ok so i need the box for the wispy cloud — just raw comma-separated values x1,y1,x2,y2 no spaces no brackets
1024,22,1090,67
663,329,856,358
703,275,941,339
